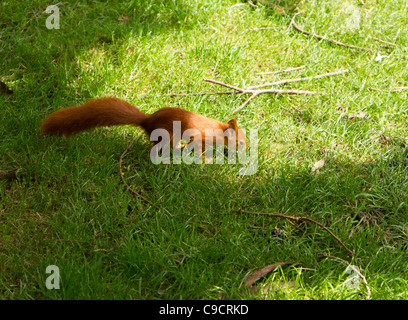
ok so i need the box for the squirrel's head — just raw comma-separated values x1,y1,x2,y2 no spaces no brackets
225,118,247,150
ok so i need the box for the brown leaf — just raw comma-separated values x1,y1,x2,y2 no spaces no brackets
311,159,325,173
245,262,296,287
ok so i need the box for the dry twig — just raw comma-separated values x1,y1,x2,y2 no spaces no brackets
248,69,348,90
369,36,397,47
289,12,373,53
247,0,258,8
240,210,354,257
139,69,344,114
203,78,317,114
165,91,235,97
94,242,121,252
135,90,239,100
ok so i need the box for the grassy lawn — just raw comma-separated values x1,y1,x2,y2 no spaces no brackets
1,0,408,300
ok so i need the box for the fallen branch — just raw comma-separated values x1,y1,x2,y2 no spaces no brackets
203,78,317,114
256,66,305,76
139,69,339,113
139,70,343,100
240,210,354,258
119,142,160,209
248,69,348,90
289,12,373,53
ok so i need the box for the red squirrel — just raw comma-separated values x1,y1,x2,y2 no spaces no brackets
40,97,247,155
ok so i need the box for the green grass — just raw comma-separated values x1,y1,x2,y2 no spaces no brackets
1,0,408,299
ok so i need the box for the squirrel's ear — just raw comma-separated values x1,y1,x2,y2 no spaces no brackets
228,118,238,131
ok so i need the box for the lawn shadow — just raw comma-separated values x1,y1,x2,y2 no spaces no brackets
0,1,196,101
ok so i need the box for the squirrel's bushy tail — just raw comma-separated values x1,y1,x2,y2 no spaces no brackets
40,97,148,136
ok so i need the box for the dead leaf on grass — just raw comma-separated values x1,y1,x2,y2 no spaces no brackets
311,159,325,173
245,261,297,287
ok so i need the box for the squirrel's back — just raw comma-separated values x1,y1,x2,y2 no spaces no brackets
141,107,226,136
40,97,247,149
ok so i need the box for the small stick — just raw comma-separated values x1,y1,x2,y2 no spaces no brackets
165,91,236,97
203,79,244,92
289,13,373,53
119,142,160,209
204,79,318,95
248,69,348,90
134,91,238,99
369,36,397,47
151,70,343,99
140,71,321,114
241,210,354,257
247,0,258,8
232,88,316,114
137,70,320,104
203,78,317,114
256,66,305,76
94,242,120,252
203,78,316,93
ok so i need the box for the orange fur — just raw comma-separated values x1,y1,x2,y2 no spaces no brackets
40,97,247,150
